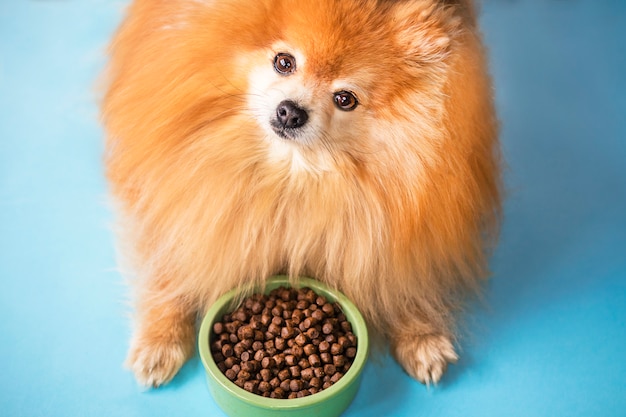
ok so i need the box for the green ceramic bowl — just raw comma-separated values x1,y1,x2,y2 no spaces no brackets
199,276,369,417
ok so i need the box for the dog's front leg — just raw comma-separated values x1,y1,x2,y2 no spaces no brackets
125,286,197,387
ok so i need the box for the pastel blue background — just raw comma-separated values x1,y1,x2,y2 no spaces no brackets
1,1,625,416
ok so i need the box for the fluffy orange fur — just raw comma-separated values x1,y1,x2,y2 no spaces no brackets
103,0,501,387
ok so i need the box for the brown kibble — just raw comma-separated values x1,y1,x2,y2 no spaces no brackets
274,337,286,350
333,355,346,368
285,354,297,366
341,320,352,333
225,368,237,381
273,354,286,368
306,327,319,340
237,369,251,381
303,344,317,356
259,381,271,393
249,315,263,330
301,367,314,381
254,349,266,362
291,309,304,324
210,285,357,398
308,354,321,367
271,305,284,318
298,358,311,369
211,339,223,353
294,332,309,346
232,309,248,322
318,340,330,353
330,372,343,384
269,376,280,388
261,356,275,369
213,322,224,335
311,309,324,322
244,380,259,393
280,379,291,392
322,303,335,316
240,338,253,350
302,317,316,329
271,387,285,399
233,342,246,357
330,343,343,355
231,364,241,375
289,379,304,392
240,350,251,362
303,289,316,303
267,323,281,336
279,288,292,302
338,335,351,348
261,313,272,327
278,368,290,381
323,364,336,376
291,345,304,358
260,368,272,382
289,366,301,378
224,321,240,334
224,356,237,368
221,344,234,358
240,361,254,373
251,301,263,314
345,347,357,359
281,325,296,340
309,377,322,388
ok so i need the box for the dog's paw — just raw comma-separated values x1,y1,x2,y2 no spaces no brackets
391,333,458,385
125,333,194,388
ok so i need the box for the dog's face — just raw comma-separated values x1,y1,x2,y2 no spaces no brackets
239,1,458,173
245,42,373,172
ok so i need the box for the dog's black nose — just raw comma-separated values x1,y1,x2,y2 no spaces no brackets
276,100,308,129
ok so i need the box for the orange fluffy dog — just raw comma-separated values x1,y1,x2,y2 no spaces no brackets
102,0,501,387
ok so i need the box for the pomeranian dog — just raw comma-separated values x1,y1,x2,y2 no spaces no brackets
102,0,501,388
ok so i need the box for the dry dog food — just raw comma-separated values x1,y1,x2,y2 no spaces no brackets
210,286,358,399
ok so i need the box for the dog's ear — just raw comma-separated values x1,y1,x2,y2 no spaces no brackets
392,1,462,66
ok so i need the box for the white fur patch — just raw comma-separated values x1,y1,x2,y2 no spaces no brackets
246,46,336,174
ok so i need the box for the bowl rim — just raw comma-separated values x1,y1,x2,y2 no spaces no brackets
198,275,369,410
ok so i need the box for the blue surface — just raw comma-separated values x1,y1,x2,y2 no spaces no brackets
1,1,625,416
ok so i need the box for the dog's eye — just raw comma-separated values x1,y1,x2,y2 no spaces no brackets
274,53,296,75
333,91,358,111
